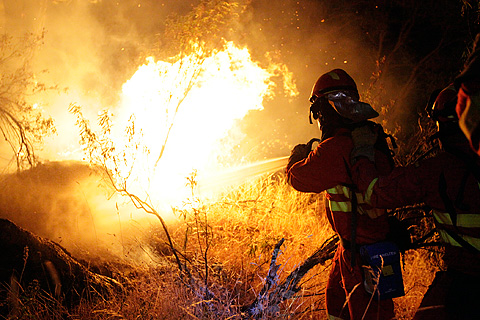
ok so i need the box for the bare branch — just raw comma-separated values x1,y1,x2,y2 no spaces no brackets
244,235,338,319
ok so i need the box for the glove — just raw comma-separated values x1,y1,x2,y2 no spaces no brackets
351,125,377,163
287,143,311,168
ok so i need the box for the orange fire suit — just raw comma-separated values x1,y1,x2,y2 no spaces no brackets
286,128,395,320
456,85,480,156
352,151,480,319
455,33,480,156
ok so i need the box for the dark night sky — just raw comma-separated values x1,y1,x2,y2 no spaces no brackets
230,0,478,157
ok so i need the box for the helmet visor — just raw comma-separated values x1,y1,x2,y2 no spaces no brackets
325,91,378,122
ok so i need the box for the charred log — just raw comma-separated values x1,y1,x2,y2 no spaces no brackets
0,218,123,317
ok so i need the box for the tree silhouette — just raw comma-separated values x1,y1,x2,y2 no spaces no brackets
0,32,55,170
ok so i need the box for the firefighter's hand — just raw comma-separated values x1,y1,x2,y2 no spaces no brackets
351,125,377,163
287,143,311,168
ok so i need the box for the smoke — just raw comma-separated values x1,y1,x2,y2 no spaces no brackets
0,0,396,162
0,161,157,259
0,0,467,258
0,0,378,255
2,1,469,158
219,0,389,157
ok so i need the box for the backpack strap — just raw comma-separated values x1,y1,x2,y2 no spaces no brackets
344,122,396,267
344,122,397,267
343,157,358,267
350,184,358,267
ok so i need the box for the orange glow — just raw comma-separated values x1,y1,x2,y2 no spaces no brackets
101,41,297,210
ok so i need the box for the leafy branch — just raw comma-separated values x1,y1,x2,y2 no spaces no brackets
0,32,56,170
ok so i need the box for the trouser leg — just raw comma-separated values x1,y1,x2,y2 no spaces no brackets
326,248,350,320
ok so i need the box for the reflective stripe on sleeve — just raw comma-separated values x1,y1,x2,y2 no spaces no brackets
437,229,480,251
327,185,384,218
327,186,351,213
363,177,378,206
329,200,351,213
433,211,480,228
433,210,480,250
327,185,350,197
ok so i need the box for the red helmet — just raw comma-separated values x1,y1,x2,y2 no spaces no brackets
429,84,458,123
310,69,358,102
427,85,473,153
309,69,378,123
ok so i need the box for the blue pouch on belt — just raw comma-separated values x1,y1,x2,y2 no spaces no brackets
359,241,405,300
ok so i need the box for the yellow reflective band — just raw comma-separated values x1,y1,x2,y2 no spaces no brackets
364,178,379,205
437,229,480,250
328,314,347,320
329,200,351,213
327,185,350,197
327,185,382,217
355,192,366,204
329,200,382,217
433,210,480,227
359,207,385,219
327,186,352,213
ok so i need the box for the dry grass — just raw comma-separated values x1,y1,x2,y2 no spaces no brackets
2,174,441,319
393,248,443,319
72,267,195,319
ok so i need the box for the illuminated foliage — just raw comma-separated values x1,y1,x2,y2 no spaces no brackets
163,0,241,56
0,32,56,170
70,0,249,285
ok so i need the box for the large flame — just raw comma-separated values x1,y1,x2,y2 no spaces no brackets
104,41,295,210
0,35,297,258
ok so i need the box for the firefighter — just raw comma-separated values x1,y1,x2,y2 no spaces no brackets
286,69,397,320
350,85,480,319
455,33,480,156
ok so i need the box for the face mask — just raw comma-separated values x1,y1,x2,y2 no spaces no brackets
325,91,379,122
